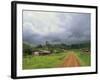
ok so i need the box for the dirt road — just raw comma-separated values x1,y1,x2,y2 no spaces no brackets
60,51,80,67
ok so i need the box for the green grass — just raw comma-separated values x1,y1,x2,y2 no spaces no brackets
23,52,67,69
23,49,91,69
73,49,91,66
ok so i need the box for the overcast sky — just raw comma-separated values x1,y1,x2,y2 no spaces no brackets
23,10,90,45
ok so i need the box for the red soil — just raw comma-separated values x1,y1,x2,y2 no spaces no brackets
60,51,80,67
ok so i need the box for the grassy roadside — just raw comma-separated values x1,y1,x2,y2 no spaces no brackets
23,52,68,69
73,49,91,66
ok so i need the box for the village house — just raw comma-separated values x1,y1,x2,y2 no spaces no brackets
32,50,52,56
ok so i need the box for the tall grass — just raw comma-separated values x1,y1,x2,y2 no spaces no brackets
23,52,67,69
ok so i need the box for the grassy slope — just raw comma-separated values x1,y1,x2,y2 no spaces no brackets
23,52,67,69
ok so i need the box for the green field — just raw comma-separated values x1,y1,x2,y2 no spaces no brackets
23,52,67,69
23,49,91,69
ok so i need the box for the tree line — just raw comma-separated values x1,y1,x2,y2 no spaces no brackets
23,41,90,56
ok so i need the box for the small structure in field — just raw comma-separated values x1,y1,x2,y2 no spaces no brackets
32,51,39,56
84,50,89,52
82,48,89,52
80,48,90,54
32,50,52,56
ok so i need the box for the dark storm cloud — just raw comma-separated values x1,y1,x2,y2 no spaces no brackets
23,11,90,45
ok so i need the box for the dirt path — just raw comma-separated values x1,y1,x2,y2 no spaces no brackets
60,51,80,67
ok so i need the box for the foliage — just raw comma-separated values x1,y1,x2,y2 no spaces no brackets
23,41,90,56
69,42,90,49
23,43,32,56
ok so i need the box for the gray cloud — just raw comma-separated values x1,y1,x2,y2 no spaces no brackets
23,11,90,45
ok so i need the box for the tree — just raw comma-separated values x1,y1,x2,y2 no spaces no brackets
36,44,43,48
23,43,32,56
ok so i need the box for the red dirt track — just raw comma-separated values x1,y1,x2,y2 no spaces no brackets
60,51,80,67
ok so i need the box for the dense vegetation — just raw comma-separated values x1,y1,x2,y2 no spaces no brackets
23,41,90,56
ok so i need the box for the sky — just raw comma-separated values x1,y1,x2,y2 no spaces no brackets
23,10,90,46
